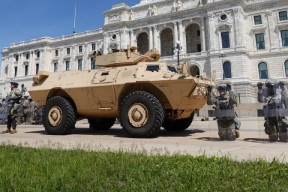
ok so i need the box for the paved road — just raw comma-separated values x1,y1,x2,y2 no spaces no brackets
1,117,287,163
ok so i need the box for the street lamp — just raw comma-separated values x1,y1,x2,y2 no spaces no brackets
219,51,226,80
173,40,182,66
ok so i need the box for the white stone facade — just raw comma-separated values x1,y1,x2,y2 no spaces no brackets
1,0,288,103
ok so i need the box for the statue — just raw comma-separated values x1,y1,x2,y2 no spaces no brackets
173,0,182,11
152,5,158,16
129,10,134,20
148,6,153,17
147,5,157,17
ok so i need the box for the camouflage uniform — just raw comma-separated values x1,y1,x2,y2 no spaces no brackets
2,81,22,134
22,98,30,124
207,84,241,141
27,99,35,124
258,79,288,142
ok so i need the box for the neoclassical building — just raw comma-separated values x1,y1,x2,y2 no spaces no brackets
1,0,288,102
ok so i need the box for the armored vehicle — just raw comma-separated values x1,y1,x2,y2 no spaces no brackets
28,46,216,138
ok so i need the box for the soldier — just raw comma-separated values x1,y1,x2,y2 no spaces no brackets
2,81,22,134
257,79,288,142
22,96,30,124
207,83,241,141
27,97,35,124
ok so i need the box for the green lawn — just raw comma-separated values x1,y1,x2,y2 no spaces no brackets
0,145,287,191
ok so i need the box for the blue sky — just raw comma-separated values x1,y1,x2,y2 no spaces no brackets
0,0,137,62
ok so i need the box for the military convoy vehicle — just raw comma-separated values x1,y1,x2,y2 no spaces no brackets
28,46,216,138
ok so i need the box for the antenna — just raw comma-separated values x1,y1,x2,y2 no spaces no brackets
73,5,76,34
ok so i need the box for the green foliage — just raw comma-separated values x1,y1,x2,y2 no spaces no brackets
0,145,287,191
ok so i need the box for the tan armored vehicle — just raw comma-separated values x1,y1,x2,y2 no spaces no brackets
28,46,216,138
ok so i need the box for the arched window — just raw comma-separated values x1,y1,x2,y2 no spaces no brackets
285,60,288,77
223,61,232,78
258,62,268,79
160,28,173,56
137,32,149,54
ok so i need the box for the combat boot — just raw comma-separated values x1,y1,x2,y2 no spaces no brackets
2,129,11,133
235,130,240,138
10,129,17,134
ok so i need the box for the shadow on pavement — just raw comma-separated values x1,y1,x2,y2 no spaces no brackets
25,127,205,138
196,137,222,142
243,138,276,143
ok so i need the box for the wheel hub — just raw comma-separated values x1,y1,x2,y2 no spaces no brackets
48,106,62,126
128,103,148,127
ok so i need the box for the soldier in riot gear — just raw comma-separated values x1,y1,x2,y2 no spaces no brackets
258,79,288,142
207,83,241,141
2,81,22,134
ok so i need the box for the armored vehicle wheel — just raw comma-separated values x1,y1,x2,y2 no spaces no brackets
88,118,115,130
120,91,164,138
162,112,194,132
43,96,76,135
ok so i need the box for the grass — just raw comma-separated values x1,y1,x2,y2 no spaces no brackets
0,144,287,192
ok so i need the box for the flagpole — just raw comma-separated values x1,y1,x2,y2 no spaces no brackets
73,5,76,34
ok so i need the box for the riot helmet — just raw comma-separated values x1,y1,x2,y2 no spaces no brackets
265,78,278,93
217,84,227,91
10,81,19,87
217,83,227,96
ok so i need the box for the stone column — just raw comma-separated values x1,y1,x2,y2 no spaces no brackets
103,33,109,54
200,16,206,52
207,13,216,51
30,51,34,75
131,30,137,47
149,26,153,49
173,21,178,44
153,25,159,51
178,20,185,53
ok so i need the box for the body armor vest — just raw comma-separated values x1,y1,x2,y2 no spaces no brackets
216,92,233,110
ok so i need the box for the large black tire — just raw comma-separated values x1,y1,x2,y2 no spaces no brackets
120,91,164,138
162,112,194,132
88,118,115,130
43,96,76,135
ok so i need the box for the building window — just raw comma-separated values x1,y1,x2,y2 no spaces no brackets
67,48,70,55
197,44,201,52
25,65,29,76
92,43,95,51
26,53,29,60
78,59,82,70
5,66,8,74
54,62,58,72
197,30,200,36
15,55,19,62
79,46,83,53
221,32,230,48
220,14,227,21
65,61,70,71
14,67,17,77
36,64,39,74
281,30,288,46
279,11,287,21
55,50,59,57
36,51,40,58
254,15,262,25
285,60,288,77
255,33,265,50
223,61,232,78
91,58,95,69
258,62,268,79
